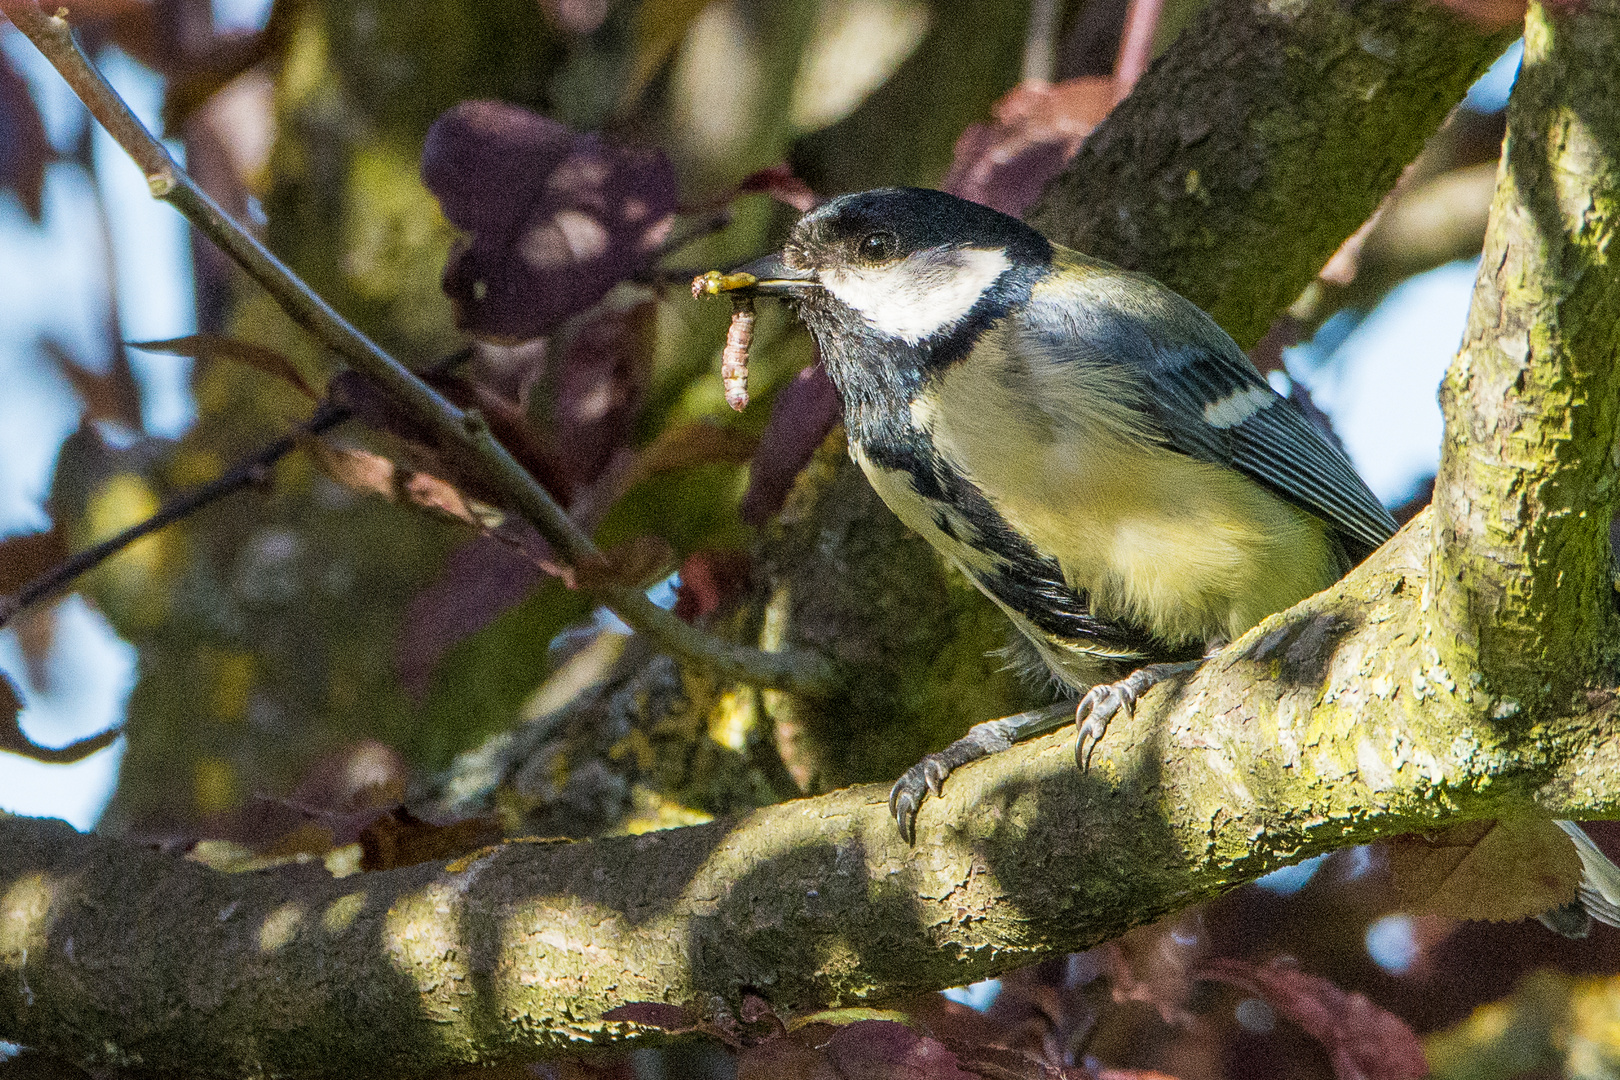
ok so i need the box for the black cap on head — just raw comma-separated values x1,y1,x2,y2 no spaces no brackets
788,187,1051,266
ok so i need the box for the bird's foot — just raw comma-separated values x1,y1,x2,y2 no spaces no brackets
1074,660,1204,769
889,703,1072,844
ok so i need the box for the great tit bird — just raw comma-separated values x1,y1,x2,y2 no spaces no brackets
702,188,1620,932
711,186,1398,841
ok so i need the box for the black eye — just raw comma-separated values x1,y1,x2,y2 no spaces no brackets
858,232,898,262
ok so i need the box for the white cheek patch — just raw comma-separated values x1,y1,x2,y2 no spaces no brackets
820,247,1012,344
1202,385,1276,429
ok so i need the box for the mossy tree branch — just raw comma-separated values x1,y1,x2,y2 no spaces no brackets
1431,0,1620,714
1031,0,1513,346
4,522,1620,1079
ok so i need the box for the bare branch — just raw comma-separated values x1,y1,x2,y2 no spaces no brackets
0,0,837,699
1022,0,1062,83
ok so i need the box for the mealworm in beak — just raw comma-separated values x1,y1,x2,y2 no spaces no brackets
721,297,755,412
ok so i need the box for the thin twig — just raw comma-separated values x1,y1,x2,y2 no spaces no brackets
1022,0,1062,84
0,347,476,632
0,0,838,698
1113,0,1165,100
0,402,346,630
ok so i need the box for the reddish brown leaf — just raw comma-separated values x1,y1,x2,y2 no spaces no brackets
673,550,751,623
735,163,821,213
942,78,1115,218
131,333,319,400
422,101,675,342
602,1002,701,1031
553,301,655,493
357,807,501,872
0,670,123,765
741,361,843,527
1199,958,1427,1080
302,439,496,530
44,338,144,429
1386,818,1583,922
0,527,69,596
0,47,49,222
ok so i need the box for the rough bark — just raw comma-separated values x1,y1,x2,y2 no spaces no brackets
4,0,1607,1075
3,519,1620,1079
1030,0,1512,347
1431,0,1620,714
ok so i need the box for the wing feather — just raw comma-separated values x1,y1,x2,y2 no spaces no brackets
1026,259,1398,559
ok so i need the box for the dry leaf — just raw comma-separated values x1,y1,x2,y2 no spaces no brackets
132,333,319,400
43,338,144,429
357,807,501,871
1386,818,1583,921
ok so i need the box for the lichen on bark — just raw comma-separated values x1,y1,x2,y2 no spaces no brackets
1431,0,1620,716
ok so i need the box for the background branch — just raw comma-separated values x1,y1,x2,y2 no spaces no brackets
1030,0,1514,346
0,0,836,699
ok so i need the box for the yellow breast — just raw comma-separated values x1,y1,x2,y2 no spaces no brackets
911,331,1341,647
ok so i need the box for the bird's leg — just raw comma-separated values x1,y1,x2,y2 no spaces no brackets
889,701,1073,844
1073,657,1207,768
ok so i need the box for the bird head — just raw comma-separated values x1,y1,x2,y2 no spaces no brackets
712,187,1052,349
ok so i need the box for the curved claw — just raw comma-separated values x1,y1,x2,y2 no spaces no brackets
1073,681,1138,770
889,754,952,845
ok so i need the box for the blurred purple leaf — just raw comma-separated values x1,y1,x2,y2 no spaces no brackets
1199,958,1427,1080
553,300,655,492
741,361,842,527
0,48,49,222
422,101,675,342
943,78,1115,218
396,536,544,698
823,1020,983,1080
540,0,610,35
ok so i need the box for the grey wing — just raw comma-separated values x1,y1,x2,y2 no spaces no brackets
1023,267,1397,558
1144,338,1398,560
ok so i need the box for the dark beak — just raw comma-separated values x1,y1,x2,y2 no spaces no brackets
732,252,818,294
693,252,819,299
